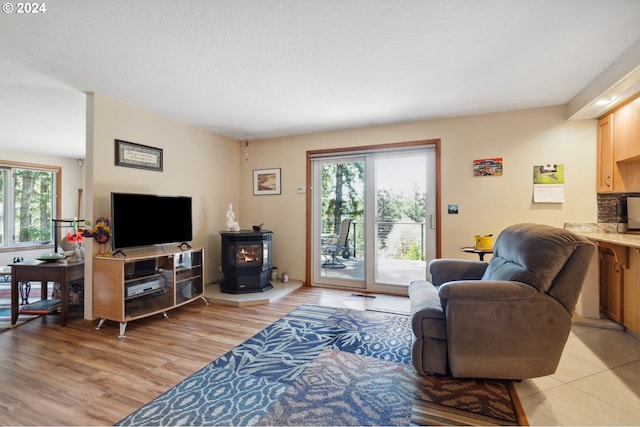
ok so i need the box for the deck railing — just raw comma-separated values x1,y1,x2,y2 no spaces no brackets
322,220,427,261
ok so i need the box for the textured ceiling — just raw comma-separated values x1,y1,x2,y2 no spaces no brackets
1,0,640,159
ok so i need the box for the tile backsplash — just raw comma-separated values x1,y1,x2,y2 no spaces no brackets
598,192,640,223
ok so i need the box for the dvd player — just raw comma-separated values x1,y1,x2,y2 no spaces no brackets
126,279,162,297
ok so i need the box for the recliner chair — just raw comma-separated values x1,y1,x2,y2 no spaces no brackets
409,223,596,380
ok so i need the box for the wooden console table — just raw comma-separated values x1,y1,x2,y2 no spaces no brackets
10,260,84,327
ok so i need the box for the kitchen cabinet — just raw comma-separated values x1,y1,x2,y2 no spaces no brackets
598,241,626,323
597,94,640,193
590,237,640,335
581,232,640,336
597,114,614,192
625,247,640,334
613,96,640,162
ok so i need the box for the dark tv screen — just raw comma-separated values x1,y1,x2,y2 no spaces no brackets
111,192,193,250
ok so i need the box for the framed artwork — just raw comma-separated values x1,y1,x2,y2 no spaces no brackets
473,157,503,176
253,168,281,195
115,139,163,172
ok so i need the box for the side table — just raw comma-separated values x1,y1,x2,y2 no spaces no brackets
460,247,493,261
10,259,84,326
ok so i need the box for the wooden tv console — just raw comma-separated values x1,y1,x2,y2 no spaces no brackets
93,246,207,338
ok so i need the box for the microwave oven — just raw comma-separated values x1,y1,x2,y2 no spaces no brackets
627,196,640,231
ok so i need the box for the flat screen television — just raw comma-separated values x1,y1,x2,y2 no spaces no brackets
111,192,193,250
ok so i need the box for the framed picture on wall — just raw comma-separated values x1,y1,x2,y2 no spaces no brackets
253,168,281,195
115,139,163,172
473,157,503,176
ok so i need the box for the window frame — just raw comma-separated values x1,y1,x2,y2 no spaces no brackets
0,160,61,252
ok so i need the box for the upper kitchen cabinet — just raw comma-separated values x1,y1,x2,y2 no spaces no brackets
613,95,640,162
598,113,614,192
598,94,640,193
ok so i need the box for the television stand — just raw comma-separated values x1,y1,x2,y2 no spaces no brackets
93,246,207,338
112,249,127,257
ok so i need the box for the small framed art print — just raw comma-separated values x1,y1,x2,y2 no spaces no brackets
253,168,281,195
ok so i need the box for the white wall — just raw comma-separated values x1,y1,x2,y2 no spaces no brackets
238,105,598,282
0,150,85,266
85,93,240,319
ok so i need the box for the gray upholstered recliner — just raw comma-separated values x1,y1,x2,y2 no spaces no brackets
409,223,595,380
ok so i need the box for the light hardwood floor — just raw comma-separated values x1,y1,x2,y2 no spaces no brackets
4,286,640,426
0,286,406,426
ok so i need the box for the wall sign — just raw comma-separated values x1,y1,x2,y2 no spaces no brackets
115,139,163,172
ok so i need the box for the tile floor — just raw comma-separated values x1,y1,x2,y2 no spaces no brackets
515,322,640,425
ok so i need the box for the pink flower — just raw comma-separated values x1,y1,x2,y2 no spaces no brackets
65,231,84,244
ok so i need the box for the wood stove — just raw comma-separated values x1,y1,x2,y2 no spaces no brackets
220,230,273,294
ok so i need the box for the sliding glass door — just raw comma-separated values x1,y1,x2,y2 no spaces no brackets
370,150,435,292
311,144,436,294
313,156,366,288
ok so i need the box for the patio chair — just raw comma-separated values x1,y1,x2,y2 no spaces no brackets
322,218,352,269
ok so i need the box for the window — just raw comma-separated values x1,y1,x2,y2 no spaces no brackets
0,162,60,249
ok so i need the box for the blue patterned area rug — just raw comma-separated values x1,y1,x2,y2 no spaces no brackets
0,284,42,331
117,304,527,426
0,306,40,331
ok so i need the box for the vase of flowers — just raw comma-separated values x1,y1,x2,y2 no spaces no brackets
84,216,112,256
62,217,85,260
64,231,85,260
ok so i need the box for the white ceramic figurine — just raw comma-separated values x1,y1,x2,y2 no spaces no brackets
225,203,240,231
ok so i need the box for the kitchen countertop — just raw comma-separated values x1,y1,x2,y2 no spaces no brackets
567,223,640,249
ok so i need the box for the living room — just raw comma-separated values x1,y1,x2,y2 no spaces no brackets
1,93,601,319
2,2,640,425
2,3,639,289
